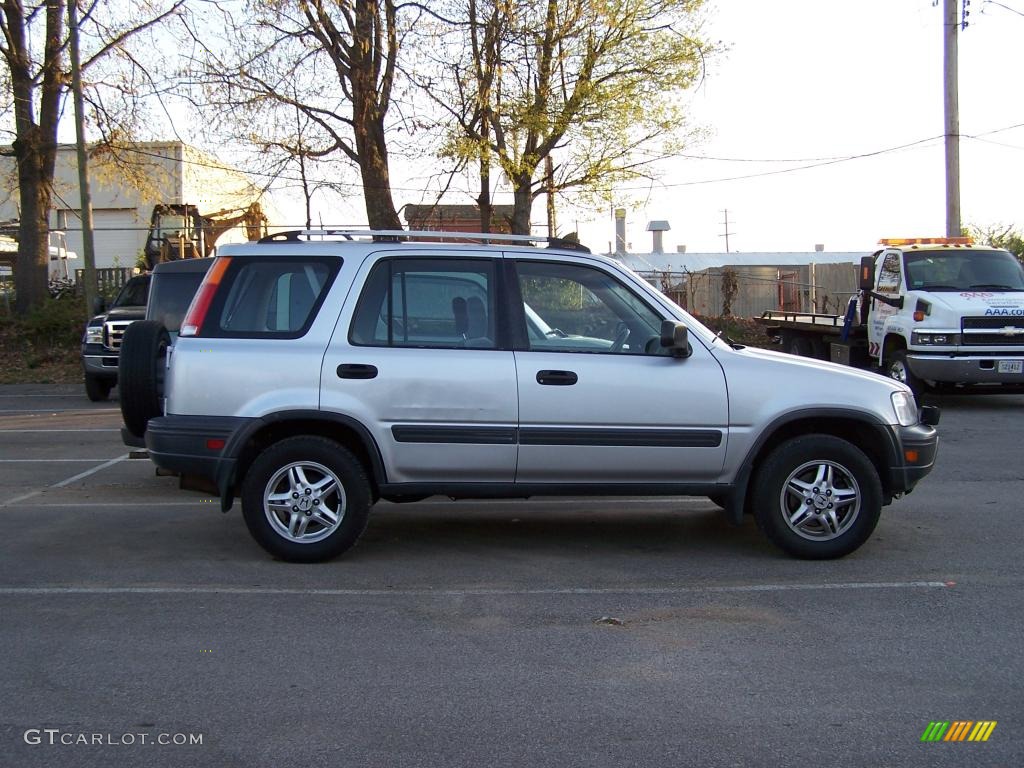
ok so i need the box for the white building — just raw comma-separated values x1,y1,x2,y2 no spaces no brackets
0,141,271,270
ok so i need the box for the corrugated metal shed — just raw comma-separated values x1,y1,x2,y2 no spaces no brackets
611,251,863,273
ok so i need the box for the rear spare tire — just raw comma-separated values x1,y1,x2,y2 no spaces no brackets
118,320,170,438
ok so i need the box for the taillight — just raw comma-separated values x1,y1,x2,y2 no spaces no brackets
180,257,232,337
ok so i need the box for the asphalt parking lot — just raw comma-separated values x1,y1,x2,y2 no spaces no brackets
0,383,1021,767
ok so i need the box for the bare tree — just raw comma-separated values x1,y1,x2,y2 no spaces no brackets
418,0,714,234
185,0,405,230
0,0,185,313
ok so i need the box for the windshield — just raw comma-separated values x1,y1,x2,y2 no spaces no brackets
148,272,207,333
904,249,1024,292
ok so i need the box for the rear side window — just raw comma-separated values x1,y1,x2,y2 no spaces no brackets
349,258,497,349
200,257,339,338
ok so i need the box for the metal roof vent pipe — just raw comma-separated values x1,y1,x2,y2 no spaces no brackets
647,220,670,254
815,243,825,252
614,208,627,254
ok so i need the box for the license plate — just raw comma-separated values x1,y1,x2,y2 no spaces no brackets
998,360,1023,374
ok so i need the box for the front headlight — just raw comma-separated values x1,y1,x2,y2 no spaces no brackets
912,331,960,345
84,324,103,345
891,391,918,426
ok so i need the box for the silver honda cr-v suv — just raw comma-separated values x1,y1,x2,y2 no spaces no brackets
138,230,939,562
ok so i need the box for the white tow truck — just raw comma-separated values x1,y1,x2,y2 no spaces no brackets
759,237,1024,395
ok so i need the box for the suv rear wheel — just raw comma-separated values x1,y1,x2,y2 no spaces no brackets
752,435,882,559
241,436,372,563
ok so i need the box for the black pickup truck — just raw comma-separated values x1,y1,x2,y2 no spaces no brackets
80,275,150,401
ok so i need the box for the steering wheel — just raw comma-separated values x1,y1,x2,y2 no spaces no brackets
609,322,631,353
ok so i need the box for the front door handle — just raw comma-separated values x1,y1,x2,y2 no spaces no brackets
536,369,578,386
337,364,378,380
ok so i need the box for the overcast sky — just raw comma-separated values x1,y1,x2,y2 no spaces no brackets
563,0,1024,254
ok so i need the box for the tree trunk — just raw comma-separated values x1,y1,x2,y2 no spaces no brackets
510,174,533,235
353,117,402,230
12,132,54,315
477,150,492,234
350,0,401,231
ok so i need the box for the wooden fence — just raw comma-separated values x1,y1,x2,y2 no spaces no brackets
74,267,136,297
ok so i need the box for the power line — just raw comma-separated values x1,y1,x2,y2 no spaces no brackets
109,120,1024,197
982,0,1024,18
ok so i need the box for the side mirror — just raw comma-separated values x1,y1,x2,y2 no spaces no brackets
660,320,691,358
859,256,875,291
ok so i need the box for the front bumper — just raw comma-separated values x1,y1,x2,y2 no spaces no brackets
907,353,1024,385
886,421,938,496
146,415,252,508
81,343,120,378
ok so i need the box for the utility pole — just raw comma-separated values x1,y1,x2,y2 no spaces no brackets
719,209,735,253
943,0,962,237
545,156,556,236
68,0,98,317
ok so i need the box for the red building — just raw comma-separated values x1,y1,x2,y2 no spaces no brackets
403,204,513,234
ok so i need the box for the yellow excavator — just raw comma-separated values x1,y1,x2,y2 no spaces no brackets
142,202,268,270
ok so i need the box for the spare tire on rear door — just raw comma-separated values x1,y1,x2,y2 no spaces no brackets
119,319,170,438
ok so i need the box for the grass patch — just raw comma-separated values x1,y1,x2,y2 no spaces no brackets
0,297,86,384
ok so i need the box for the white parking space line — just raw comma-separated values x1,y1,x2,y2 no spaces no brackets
1,454,129,508
0,459,123,463
27,502,211,508
0,409,119,415
51,454,130,487
0,429,120,433
0,394,82,398
0,581,952,598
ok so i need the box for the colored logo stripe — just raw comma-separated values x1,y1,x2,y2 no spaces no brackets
920,721,997,742
945,721,973,741
968,721,997,742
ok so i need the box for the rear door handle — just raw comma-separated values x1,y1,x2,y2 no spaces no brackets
337,364,378,380
536,369,577,386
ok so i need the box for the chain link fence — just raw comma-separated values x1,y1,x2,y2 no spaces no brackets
639,263,860,318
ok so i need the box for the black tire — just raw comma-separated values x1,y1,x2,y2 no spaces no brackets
118,320,170,437
84,373,113,402
752,434,882,559
241,436,372,563
785,333,813,357
885,349,925,397
809,338,828,361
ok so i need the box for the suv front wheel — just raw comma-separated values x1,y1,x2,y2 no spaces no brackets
241,436,372,563
752,435,882,559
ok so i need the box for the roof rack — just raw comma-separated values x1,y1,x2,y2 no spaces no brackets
257,228,591,253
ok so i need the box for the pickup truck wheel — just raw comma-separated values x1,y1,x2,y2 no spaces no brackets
887,350,924,396
785,334,812,357
752,435,882,559
84,373,113,402
118,320,169,437
241,436,372,563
